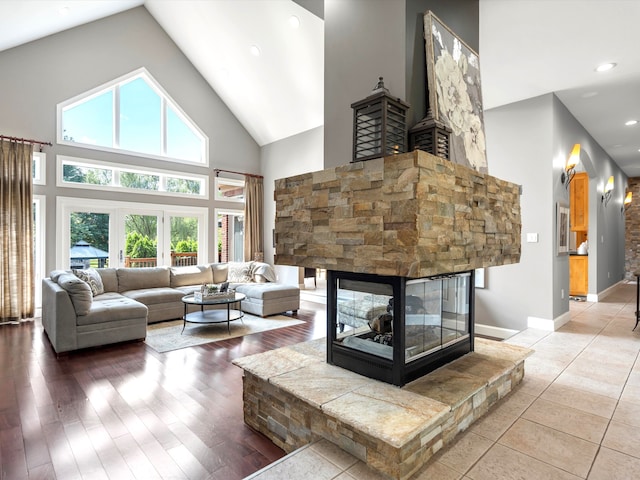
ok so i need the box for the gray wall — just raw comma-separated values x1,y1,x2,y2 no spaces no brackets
477,93,627,332
476,94,554,331
0,7,260,273
324,0,478,166
261,126,324,266
324,0,406,168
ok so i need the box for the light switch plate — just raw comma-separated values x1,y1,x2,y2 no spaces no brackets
526,233,539,243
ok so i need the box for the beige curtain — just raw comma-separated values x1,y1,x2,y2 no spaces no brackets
0,140,34,321
244,175,264,261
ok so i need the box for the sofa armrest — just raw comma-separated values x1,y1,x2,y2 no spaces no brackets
42,278,78,353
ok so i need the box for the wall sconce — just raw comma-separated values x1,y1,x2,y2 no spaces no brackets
602,176,614,205
622,191,633,212
561,144,580,187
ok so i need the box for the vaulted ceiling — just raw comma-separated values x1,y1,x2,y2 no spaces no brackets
1,1,640,176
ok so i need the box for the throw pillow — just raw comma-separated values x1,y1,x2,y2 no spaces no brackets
57,273,93,316
251,262,277,283
74,268,105,296
227,262,254,283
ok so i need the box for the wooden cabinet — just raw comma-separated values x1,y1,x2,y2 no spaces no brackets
569,255,588,296
570,172,588,232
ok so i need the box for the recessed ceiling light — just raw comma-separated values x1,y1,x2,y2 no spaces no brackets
289,15,300,29
595,62,616,72
250,45,261,57
581,91,598,98
625,120,638,126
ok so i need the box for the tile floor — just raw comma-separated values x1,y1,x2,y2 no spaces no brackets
246,281,640,480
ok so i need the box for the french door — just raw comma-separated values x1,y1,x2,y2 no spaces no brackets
57,197,207,269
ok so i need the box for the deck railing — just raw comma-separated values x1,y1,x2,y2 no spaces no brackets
124,252,198,268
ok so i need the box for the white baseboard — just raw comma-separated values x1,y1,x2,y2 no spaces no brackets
527,310,571,331
475,323,519,340
587,280,624,302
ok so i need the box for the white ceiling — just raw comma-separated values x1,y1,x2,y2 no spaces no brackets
1,1,639,175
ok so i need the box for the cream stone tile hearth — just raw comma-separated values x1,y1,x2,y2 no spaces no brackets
236,336,531,479
245,282,640,480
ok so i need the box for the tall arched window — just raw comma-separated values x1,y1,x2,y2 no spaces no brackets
57,68,208,165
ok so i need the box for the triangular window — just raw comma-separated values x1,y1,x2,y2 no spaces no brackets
57,68,208,164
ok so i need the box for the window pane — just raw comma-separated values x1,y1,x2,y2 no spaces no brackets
166,177,202,195
124,214,158,268
120,171,159,190
171,216,199,266
62,91,113,147
167,105,203,162
69,212,110,269
63,164,112,185
216,178,245,201
217,212,244,262
119,78,161,155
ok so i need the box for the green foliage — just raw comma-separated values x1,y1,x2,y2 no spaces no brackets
174,239,198,253
70,212,109,251
125,231,157,258
120,172,159,190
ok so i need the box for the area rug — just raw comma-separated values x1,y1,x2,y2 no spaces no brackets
145,314,304,353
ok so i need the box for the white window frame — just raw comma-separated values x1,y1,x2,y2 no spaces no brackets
56,197,208,270
215,207,245,263
56,155,209,199
33,152,45,185
56,67,209,166
214,176,245,203
34,195,46,308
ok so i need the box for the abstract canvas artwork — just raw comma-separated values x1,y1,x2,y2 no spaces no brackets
424,11,487,173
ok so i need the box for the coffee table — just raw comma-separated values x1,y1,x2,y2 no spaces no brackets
181,292,246,334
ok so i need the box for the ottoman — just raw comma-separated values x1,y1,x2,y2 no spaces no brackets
234,283,300,317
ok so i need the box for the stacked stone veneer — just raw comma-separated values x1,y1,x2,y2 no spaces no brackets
625,177,640,279
274,150,521,277
234,338,531,480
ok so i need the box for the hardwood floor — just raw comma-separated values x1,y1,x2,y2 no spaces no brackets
0,300,327,480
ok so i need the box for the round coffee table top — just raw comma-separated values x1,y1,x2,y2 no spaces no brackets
182,292,246,306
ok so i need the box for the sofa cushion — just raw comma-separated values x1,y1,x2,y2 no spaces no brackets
170,265,213,288
117,267,169,293
57,273,93,316
97,268,118,293
235,283,299,301
123,287,186,306
77,293,147,326
228,262,254,283
74,268,105,296
211,263,228,283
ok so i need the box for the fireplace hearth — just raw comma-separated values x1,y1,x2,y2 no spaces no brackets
327,269,473,386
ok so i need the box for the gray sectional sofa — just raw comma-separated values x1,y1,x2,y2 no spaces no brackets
42,262,300,353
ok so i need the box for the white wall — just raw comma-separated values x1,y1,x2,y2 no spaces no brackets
0,7,260,272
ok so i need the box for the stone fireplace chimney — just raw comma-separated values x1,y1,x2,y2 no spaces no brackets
274,150,521,276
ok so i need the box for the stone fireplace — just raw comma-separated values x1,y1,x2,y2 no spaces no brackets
274,150,521,383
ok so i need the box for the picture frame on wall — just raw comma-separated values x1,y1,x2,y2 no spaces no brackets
423,10,487,173
557,202,570,255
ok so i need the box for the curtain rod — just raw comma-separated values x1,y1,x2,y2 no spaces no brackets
214,168,263,179
1,135,52,149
